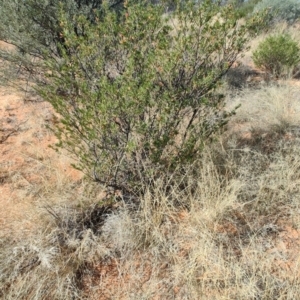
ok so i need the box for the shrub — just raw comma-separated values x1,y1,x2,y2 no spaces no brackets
234,0,263,18
0,0,264,198
252,34,300,77
254,0,300,25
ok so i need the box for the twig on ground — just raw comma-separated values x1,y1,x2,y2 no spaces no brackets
0,120,28,144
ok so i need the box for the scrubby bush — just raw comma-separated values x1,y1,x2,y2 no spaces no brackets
254,0,300,24
40,0,264,198
252,34,300,77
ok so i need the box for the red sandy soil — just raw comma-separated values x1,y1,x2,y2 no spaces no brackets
0,86,82,238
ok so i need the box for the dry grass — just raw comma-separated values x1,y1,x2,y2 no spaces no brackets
2,127,300,299
81,134,300,299
227,83,300,132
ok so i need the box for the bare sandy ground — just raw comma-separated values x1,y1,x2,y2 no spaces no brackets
0,86,82,238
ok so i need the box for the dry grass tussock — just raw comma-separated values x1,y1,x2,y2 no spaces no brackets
227,83,300,133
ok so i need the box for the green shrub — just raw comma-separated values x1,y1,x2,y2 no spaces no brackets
254,0,300,24
40,0,264,198
252,34,300,77
234,0,263,18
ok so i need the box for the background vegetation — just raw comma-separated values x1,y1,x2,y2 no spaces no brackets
254,0,300,25
253,33,300,78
